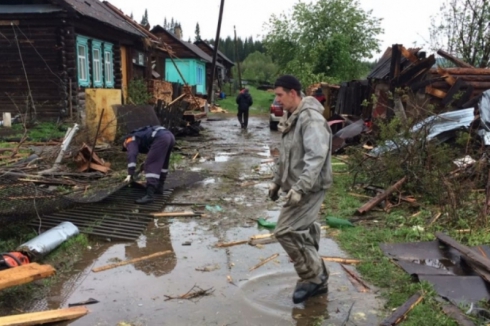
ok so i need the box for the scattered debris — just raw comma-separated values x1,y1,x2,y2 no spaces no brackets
0,306,88,326
257,218,276,229
356,177,407,215
164,285,214,301
441,303,476,326
215,240,249,248
92,251,172,273
151,211,200,218
195,264,220,272
380,292,424,326
249,253,280,272
74,143,111,173
0,263,55,290
326,216,355,228
340,264,370,292
182,241,192,246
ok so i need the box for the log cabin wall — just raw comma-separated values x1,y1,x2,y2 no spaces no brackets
0,13,67,120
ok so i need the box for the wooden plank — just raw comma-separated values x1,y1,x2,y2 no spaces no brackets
322,256,361,265
397,55,436,86
436,232,490,282
441,304,476,326
215,240,249,248
92,250,172,272
442,78,466,106
0,20,19,26
0,306,88,326
84,89,121,145
426,86,447,99
380,292,424,326
389,44,402,84
0,263,56,290
151,211,199,217
437,66,458,86
249,253,280,271
437,49,474,68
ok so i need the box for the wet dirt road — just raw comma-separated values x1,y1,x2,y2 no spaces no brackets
42,115,384,325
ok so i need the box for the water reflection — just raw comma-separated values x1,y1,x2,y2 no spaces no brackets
291,293,329,326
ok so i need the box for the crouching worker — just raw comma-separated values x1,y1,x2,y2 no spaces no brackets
122,125,175,204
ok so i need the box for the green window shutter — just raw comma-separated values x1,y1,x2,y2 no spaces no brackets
91,40,103,87
76,36,90,87
103,42,114,88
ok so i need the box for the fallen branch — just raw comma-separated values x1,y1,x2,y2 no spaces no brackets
249,253,280,271
92,250,171,273
164,284,214,301
0,306,88,325
322,256,361,265
215,240,249,248
340,264,370,292
356,177,407,215
428,212,442,227
380,292,424,326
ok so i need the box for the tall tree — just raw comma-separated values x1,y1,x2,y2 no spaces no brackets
430,0,490,67
263,0,382,85
140,9,149,26
130,12,134,20
163,17,167,30
241,51,279,84
195,23,202,42
170,18,174,31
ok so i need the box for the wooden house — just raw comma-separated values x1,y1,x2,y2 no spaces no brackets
194,40,235,86
0,0,166,121
151,25,224,96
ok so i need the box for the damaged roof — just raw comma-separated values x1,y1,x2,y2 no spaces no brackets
194,40,235,66
367,46,421,80
0,5,62,14
55,0,146,37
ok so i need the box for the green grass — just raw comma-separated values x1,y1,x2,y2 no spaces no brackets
324,158,475,325
216,86,275,115
6,122,68,142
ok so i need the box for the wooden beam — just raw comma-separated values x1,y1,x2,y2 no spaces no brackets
400,46,419,63
397,55,436,86
426,86,447,99
441,304,476,326
380,292,424,326
92,250,172,272
249,253,280,271
151,211,199,217
0,307,88,326
441,78,467,106
433,68,490,75
389,44,402,85
0,263,55,290
356,177,407,215
437,49,474,68
321,256,361,265
437,66,458,86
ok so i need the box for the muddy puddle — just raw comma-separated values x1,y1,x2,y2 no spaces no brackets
37,117,383,325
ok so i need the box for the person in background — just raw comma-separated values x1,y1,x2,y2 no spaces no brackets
236,88,253,129
313,87,326,106
122,125,175,204
268,75,333,304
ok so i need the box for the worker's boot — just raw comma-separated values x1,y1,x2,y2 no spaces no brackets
155,172,167,195
135,185,156,204
292,269,328,304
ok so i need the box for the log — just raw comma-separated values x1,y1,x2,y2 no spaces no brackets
0,263,56,290
356,177,407,215
215,240,249,248
249,253,280,271
168,93,186,106
400,46,419,63
0,306,88,326
437,49,474,68
380,292,424,326
437,66,458,86
431,68,490,75
436,232,490,282
92,250,172,272
151,211,199,217
322,256,361,265
442,78,467,106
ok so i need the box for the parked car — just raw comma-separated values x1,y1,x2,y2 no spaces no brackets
270,99,283,130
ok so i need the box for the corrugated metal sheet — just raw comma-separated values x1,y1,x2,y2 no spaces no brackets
0,5,62,14
63,0,146,37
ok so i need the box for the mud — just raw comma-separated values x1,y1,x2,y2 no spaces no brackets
36,116,384,325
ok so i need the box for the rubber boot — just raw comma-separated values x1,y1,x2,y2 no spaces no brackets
135,185,156,204
155,172,167,195
292,270,328,304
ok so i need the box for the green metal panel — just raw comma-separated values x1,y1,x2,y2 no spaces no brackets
165,59,207,94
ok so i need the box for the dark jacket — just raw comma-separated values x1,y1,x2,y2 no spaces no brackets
236,90,253,111
123,125,167,175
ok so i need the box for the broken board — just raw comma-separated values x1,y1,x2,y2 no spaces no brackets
0,306,88,325
0,263,55,290
85,88,121,145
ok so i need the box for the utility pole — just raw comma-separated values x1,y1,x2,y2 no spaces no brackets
209,0,225,105
234,25,243,90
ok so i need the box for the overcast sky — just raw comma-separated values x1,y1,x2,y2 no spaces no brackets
109,0,445,60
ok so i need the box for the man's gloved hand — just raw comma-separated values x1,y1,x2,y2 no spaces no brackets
284,189,302,207
268,183,280,201
124,175,133,183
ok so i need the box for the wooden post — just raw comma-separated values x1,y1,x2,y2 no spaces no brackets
234,26,242,90
208,0,226,104
69,79,73,120
3,113,11,128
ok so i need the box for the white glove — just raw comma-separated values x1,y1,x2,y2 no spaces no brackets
284,189,302,207
268,183,280,201
124,175,132,183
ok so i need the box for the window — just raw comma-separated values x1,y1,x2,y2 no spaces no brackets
76,36,90,87
104,43,114,88
76,35,114,88
196,66,203,85
92,40,103,87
